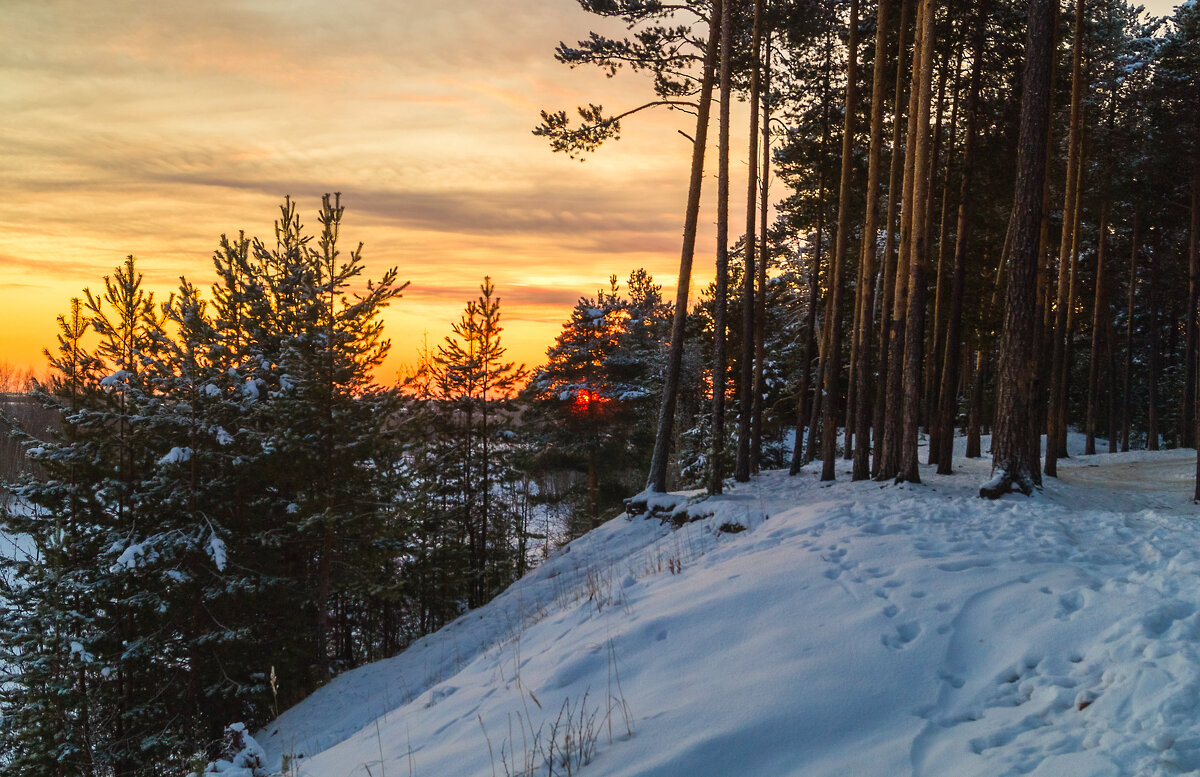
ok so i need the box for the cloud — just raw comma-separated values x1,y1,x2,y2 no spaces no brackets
0,0,715,375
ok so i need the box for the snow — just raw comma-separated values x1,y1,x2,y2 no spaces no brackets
208,533,227,572
259,433,1200,777
207,723,269,777
99,370,132,388
158,446,193,465
111,540,152,571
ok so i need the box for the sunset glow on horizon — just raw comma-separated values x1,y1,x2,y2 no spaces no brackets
1,0,1181,382
1,0,726,382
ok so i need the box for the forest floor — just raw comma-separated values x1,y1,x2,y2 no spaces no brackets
254,433,1200,777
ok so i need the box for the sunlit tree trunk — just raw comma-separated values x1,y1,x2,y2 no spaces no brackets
1046,0,1086,477
794,1,834,474
710,0,733,495
753,17,771,475
819,0,859,481
647,1,721,492
737,0,764,482
851,0,891,480
897,0,936,484
879,0,925,481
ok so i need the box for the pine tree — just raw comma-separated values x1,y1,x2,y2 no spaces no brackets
981,0,1055,498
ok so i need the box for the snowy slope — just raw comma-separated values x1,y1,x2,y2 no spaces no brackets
259,436,1200,777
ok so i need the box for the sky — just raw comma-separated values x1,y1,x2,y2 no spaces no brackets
0,0,721,382
0,0,1183,383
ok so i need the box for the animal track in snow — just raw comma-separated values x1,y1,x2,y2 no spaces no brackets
882,621,922,650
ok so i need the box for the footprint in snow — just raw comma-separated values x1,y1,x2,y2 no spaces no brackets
882,621,921,649
1055,591,1084,620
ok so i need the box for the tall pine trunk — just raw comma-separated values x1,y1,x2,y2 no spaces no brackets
980,0,1055,498
710,0,733,494
897,0,936,484
820,0,860,481
753,18,771,474
647,2,721,492
737,0,764,482
1085,200,1110,455
1045,0,1086,477
852,0,892,480
874,0,913,477
936,0,988,475
791,18,836,475
879,0,925,481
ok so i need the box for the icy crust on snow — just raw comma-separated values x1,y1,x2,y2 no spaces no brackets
262,438,1200,777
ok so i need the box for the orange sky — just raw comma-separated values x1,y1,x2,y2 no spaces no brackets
0,0,735,383
0,0,1181,383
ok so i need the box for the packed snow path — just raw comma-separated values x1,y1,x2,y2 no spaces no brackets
261,436,1200,777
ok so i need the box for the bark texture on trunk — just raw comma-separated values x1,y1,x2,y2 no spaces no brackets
820,0,860,481
874,0,913,478
852,0,893,480
936,0,988,475
736,0,764,482
981,0,1055,499
1085,200,1109,456
879,0,925,481
1045,0,1086,477
647,2,721,492
1122,212,1138,453
753,16,770,474
709,0,733,495
897,0,937,484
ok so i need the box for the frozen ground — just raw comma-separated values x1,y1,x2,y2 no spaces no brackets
258,434,1200,777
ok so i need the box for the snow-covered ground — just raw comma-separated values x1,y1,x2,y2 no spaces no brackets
258,434,1200,777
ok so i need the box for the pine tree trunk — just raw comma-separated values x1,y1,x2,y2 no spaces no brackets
1187,129,1200,450
1123,212,1138,452
1107,316,1119,453
981,0,1055,498
753,19,770,474
1191,116,1200,495
710,0,733,495
736,0,764,482
1058,145,1086,456
1148,233,1161,451
878,0,924,481
852,0,892,480
924,46,959,467
897,0,936,484
1085,199,1109,455
647,1,721,492
790,23,835,476
1045,0,1086,477
820,0,860,482
936,0,988,475
967,349,985,458
791,221,825,474
873,0,913,478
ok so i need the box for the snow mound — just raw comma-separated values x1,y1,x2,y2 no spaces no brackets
260,441,1200,777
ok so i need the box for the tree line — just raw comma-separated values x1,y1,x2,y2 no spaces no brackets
538,0,1200,497
0,196,681,774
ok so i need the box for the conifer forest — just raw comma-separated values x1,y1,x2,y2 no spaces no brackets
4,0,1200,774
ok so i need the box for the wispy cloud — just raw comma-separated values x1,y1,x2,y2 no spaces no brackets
0,0,715,375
